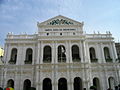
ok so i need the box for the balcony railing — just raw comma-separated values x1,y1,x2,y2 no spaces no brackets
24,60,32,64
9,59,16,64
105,58,112,62
91,58,98,63
58,57,66,62
72,58,81,62
43,57,51,63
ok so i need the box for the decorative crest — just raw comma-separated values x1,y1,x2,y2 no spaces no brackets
47,19,74,25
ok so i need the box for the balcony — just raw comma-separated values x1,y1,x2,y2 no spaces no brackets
58,57,66,62
91,58,98,63
43,57,51,63
9,59,16,64
105,58,112,62
24,60,32,64
72,57,81,62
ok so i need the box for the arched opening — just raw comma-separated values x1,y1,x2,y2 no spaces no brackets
104,47,112,62
43,78,52,90
0,87,3,90
7,79,14,88
9,48,17,64
58,78,67,90
74,77,82,90
23,79,31,90
108,77,115,89
25,48,33,64
58,45,66,62
89,47,97,62
43,46,52,63
93,78,100,90
72,45,81,62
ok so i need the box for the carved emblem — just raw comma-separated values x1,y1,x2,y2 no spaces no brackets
47,19,73,25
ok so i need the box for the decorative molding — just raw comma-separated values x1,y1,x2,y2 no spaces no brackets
47,19,74,25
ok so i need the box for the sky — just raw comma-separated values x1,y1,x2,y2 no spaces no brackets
0,0,120,47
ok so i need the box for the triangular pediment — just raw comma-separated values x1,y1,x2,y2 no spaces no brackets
38,15,83,26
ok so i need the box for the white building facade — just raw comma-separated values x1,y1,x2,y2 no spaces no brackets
1,15,120,90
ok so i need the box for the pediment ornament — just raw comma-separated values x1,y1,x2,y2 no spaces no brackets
47,19,74,25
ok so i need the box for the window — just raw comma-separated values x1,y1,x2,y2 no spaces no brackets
72,45,81,62
60,33,62,35
74,77,82,90
58,78,67,90
89,47,98,62
93,78,100,90
58,45,66,62
104,47,112,62
23,79,31,90
7,79,14,88
47,33,49,36
43,46,52,63
73,33,75,35
9,48,17,64
43,78,52,90
25,48,33,64
108,77,115,89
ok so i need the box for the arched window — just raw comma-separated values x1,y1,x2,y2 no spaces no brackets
72,45,81,62
89,47,98,62
93,78,100,90
23,79,31,90
58,78,67,90
58,45,66,62
108,77,115,89
25,48,33,64
74,77,82,90
43,46,52,63
104,47,112,62
9,48,17,64
7,79,14,88
43,78,52,90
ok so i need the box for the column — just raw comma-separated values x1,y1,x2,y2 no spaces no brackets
109,42,115,62
55,41,58,63
66,41,69,63
39,81,42,90
83,64,90,89
69,79,73,90
67,79,72,90
6,44,11,64
16,45,22,65
82,40,89,63
33,44,37,65
21,44,26,65
40,41,43,64
96,43,100,63
100,43,105,63
112,42,118,62
52,41,55,64
36,42,40,64
36,70,40,90
79,41,83,63
69,41,72,63
54,80,58,90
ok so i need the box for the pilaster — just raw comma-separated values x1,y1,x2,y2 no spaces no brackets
79,41,83,63
40,41,43,64
100,43,105,63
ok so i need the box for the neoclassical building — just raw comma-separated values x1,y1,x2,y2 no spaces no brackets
0,15,120,90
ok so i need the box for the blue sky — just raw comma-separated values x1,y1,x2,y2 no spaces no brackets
0,0,120,46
